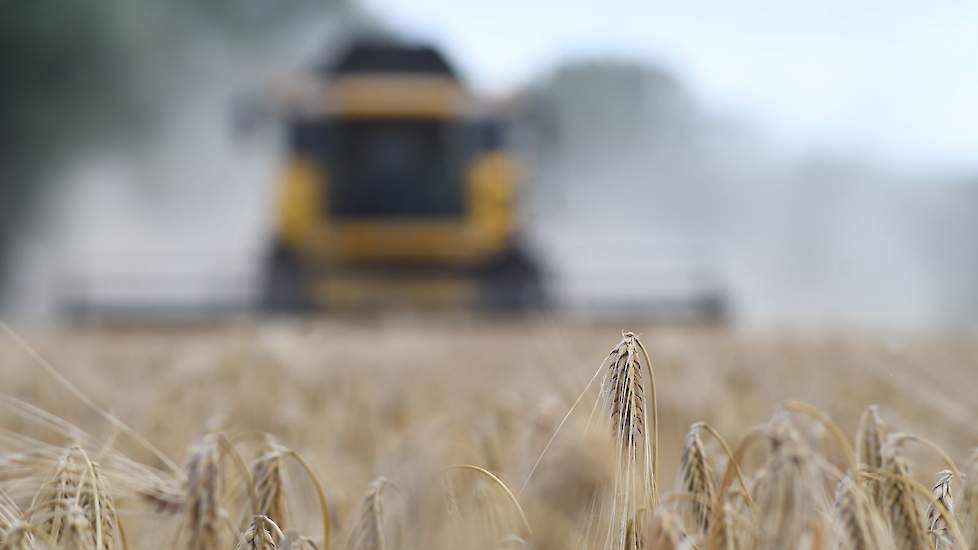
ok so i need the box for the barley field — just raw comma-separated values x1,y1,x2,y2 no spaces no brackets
2,320,977,549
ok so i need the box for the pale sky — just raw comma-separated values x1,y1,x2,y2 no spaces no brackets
363,0,978,173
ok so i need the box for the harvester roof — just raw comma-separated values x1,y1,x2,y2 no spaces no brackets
326,39,458,79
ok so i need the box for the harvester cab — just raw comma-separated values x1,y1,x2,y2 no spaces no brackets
262,39,544,312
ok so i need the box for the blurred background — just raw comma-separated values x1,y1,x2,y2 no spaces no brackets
3,0,978,331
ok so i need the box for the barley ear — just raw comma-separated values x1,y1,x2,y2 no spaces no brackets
236,515,286,550
680,424,717,534
184,435,224,550
855,406,886,506
881,437,928,550
926,470,954,550
251,441,288,532
832,474,889,550
28,446,85,543
348,477,394,550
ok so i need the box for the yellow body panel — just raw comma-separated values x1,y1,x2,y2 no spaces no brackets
277,157,321,248
310,222,493,263
276,151,517,264
327,75,466,118
467,152,516,251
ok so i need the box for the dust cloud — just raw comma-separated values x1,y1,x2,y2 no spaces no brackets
8,37,978,331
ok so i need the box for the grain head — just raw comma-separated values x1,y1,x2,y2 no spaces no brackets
28,446,85,542
753,422,820,550
855,405,885,506
881,436,928,550
251,441,288,532
236,515,285,550
348,477,392,550
926,470,954,550
831,474,888,550
184,435,223,550
679,423,717,534
602,332,659,549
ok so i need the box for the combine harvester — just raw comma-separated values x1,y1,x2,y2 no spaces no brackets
59,38,726,324
261,39,544,312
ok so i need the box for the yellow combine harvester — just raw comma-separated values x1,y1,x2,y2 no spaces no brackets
262,40,544,312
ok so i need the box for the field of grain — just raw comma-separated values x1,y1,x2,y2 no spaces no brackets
2,319,978,549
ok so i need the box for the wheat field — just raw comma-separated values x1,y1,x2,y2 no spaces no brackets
2,319,977,549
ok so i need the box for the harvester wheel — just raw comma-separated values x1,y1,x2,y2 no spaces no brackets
260,242,311,313
480,247,547,312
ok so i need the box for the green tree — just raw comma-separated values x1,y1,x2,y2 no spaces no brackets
0,0,346,297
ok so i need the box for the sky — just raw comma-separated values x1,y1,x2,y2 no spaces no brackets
362,0,978,173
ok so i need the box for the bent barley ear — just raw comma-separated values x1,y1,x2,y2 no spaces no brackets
27,445,121,549
881,436,928,550
832,474,889,550
926,470,954,550
855,405,886,505
753,439,816,550
236,515,285,550
29,446,85,542
250,440,288,532
348,477,394,550
680,424,716,534
184,435,223,550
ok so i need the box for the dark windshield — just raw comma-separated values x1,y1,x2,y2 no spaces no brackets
324,119,465,219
